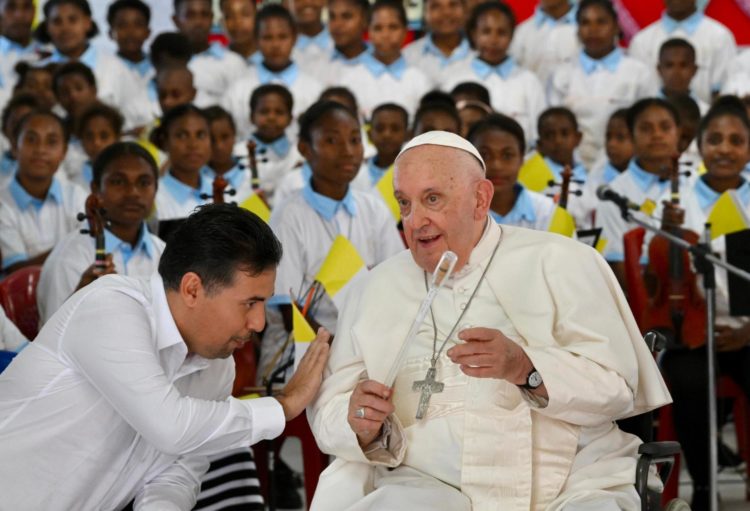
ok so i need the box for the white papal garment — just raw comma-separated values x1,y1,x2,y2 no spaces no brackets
309,221,671,511
0,275,285,510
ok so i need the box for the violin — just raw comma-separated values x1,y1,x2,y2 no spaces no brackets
246,140,270,207
548,164,582,209
77,194,107,270
211,174,229,204
642,157,706,348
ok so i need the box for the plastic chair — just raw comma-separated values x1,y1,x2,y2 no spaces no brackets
0,265,42,340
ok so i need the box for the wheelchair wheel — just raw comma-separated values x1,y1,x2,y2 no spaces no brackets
663,498,691,511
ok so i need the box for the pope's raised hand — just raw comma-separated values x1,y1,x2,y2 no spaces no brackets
275,328,331,421
348,380,394,449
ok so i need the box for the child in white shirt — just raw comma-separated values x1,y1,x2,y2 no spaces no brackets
221,4,323,141
338,0,431,120
0,110,86,274
402,0,474,88
442,1,546,147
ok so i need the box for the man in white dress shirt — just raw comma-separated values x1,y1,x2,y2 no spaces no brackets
0,203,330,510
308,131,671,510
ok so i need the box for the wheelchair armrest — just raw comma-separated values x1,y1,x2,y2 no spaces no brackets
636,441,681,511
638,441,681,457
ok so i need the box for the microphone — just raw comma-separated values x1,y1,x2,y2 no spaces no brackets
596,185,641,212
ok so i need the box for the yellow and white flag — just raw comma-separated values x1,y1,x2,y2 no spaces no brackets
548,206,576,237
518,152,555,193
316,235,367,310
292,302,316,370
239,193,271,223
375,166,400,221
707,190,750,240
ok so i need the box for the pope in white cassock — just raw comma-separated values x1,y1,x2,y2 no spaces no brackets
308,131,672,510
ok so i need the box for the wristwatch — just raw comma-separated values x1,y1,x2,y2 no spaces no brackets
520,368,543,390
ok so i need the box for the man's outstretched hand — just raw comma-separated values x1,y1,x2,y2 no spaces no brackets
275,328,331,421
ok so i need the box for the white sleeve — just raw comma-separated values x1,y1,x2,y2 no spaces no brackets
525,72,548,146
269,207,307,305
0,307,29,351
133,455,209,511
711,31,737,92
59,287,286,457
37,241,87,324
0,204,29,270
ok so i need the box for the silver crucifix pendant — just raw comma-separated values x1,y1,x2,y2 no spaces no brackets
412,366,444,420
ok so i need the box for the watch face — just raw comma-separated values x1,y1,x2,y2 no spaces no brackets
528,370,543,388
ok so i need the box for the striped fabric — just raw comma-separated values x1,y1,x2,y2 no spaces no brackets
194,448,264,511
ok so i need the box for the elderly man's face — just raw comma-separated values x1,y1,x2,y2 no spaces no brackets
394,145,492,273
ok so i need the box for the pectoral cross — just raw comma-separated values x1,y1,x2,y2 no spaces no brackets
412,367,444,420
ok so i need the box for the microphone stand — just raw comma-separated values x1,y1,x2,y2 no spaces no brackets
614,204,750,511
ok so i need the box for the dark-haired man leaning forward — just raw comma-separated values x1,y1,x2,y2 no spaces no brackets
0,203,330,510
309,131,671,511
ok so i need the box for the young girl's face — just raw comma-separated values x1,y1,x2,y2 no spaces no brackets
251,92,292,141
328,0,366,50
473,128,522,195
632,105,679,163
1,0,35,43
537,115,581,165
165,113,212,174
109,6,150,57
14,115,67,180
303,110,363,187
95,153,157,226
458,105,488,139
577,4,617,59
424,0,465,37
414,110,460,136
257,17,296,69
222,0,255,45
368,7,406,62
605,116,633,170
46,2,93,56
18,69,56,109
700,114,750,182
81,115,118,162
208,117,236,167
471,9,513,65
56,73,97,118
369,109,408,158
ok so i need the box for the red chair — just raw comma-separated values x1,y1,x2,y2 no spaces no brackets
0,265,42,340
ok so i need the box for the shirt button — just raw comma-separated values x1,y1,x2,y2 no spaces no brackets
459,303,467,310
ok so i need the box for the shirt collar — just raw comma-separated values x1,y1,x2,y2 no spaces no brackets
603,161,622,184
366,156,390,186
296,27,333,51
9,175,63,210
120,55,152,78
50,44,97,69
662,10,704,36
451,216,501,281
0,36,38,54
534,3,577,27
103,223,155,260
628,159,665,192
1,151,16,176
579,47,622,75
195,42,226,60
202,161,246,191
301,176,357,220
695,175,750,210
361,52,407,80
161,169,212,204
331,45,370,66
247,50,263,66
543,156,588,183
471,56,515,80
490,184,537,224
252,133,291,158
82,160,93,185
422,34,471,66
257,62,299,87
